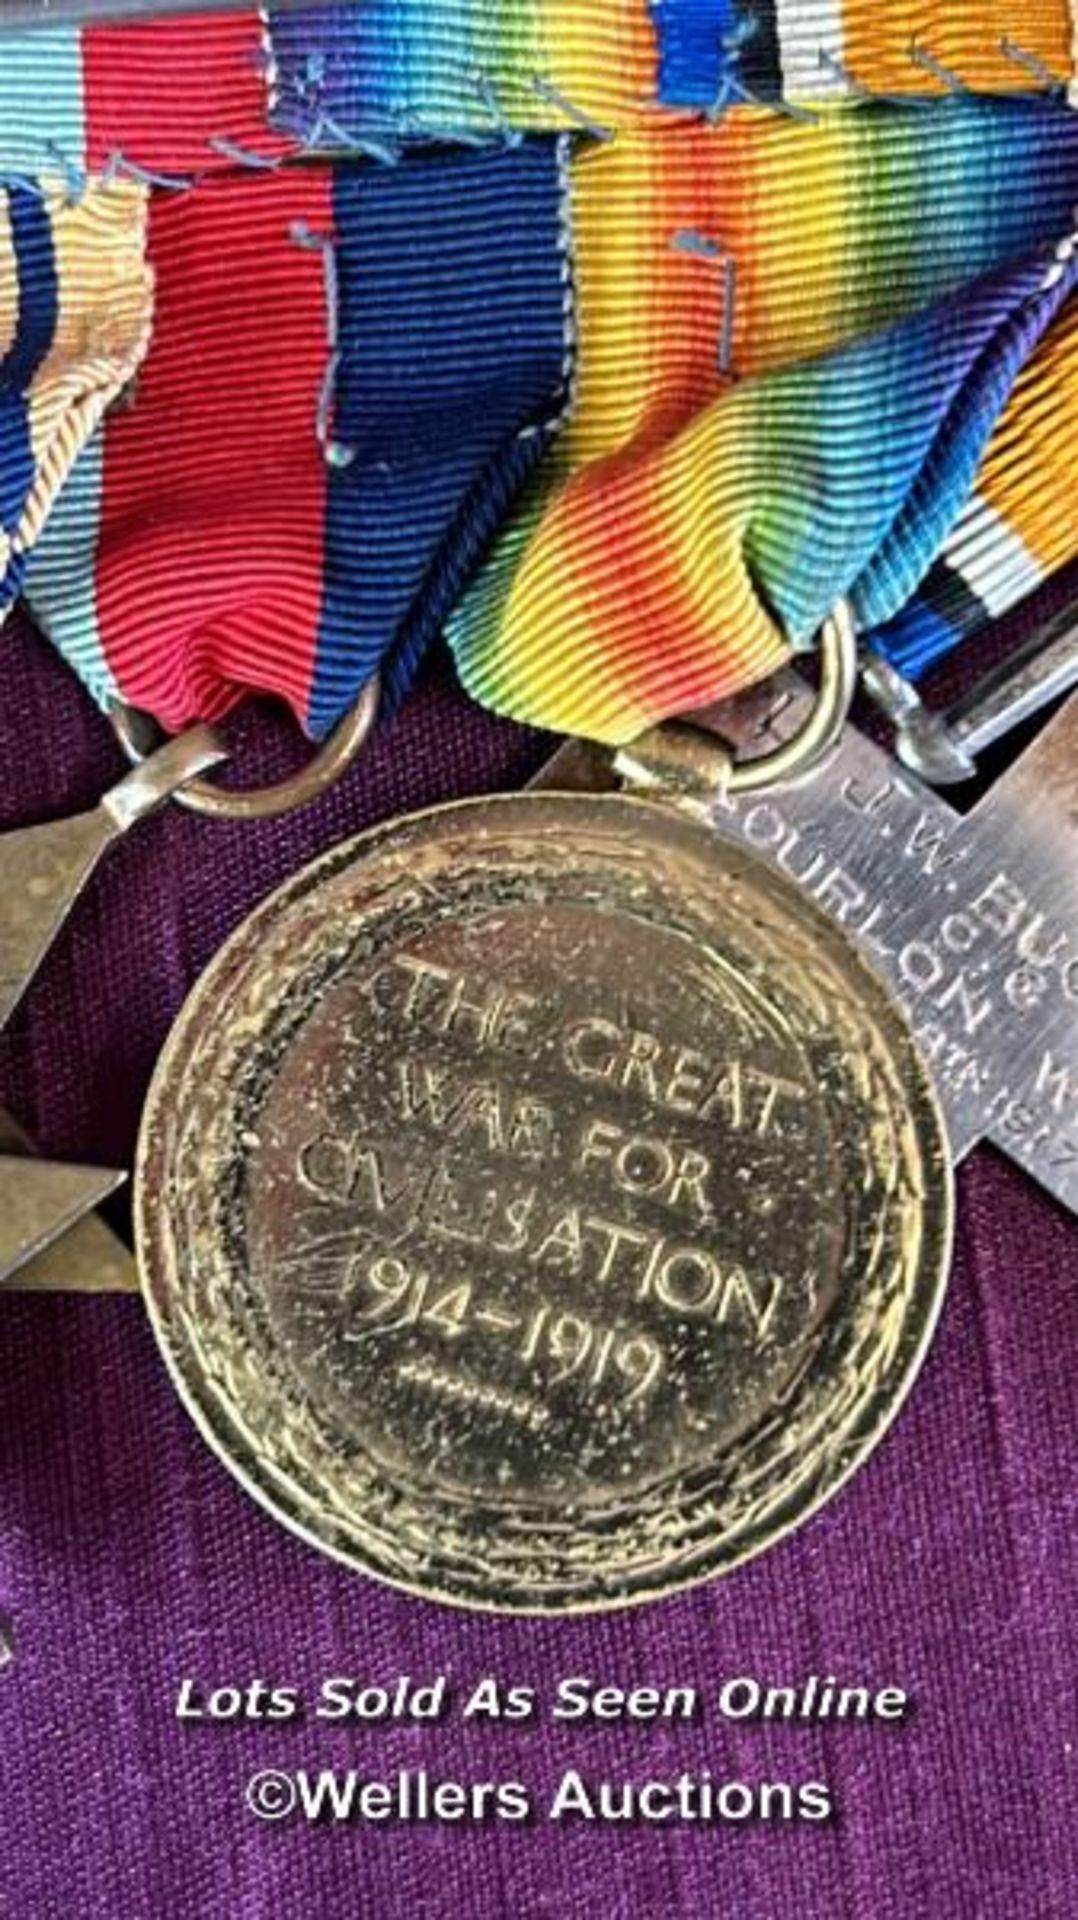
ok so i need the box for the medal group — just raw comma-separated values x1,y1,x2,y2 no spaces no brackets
0,0,1076,1611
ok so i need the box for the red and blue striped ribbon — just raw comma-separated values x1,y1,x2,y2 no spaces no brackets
23,139,573,736
6,5,1078,747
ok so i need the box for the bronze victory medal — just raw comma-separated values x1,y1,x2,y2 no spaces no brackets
135,792,953,1612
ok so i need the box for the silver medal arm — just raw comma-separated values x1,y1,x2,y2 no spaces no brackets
0,727,225,1291
863,609,1078,787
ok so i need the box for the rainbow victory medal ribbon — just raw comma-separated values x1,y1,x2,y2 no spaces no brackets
254,0,1078,737
448,96,1078,738
4,0,1078,744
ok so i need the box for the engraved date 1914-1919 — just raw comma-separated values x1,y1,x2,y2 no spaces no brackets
340,1251,664,1409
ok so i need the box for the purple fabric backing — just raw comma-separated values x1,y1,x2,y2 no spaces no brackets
0,608,1075,1920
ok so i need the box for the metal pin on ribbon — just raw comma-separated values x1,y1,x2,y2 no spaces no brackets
863,607,1078,785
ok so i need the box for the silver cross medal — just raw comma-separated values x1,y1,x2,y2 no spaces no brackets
538,612,1078,1218
0,729,223,1292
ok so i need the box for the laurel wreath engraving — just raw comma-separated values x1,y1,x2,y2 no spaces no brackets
137,797,951,1613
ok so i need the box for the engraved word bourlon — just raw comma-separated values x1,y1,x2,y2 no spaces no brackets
702,686,1078,1212
136,791,953,1613
540,686,1078,1215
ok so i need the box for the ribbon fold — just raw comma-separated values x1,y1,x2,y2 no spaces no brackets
3,8,1078,747
24,140,573,736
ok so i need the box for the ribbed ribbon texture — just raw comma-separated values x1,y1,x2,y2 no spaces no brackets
22,141,572,733
1,3,1078,740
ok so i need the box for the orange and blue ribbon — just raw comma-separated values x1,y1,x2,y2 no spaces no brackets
0,176,150,616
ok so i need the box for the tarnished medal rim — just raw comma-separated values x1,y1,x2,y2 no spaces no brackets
136,790,953,1614
143,1293,948,1617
